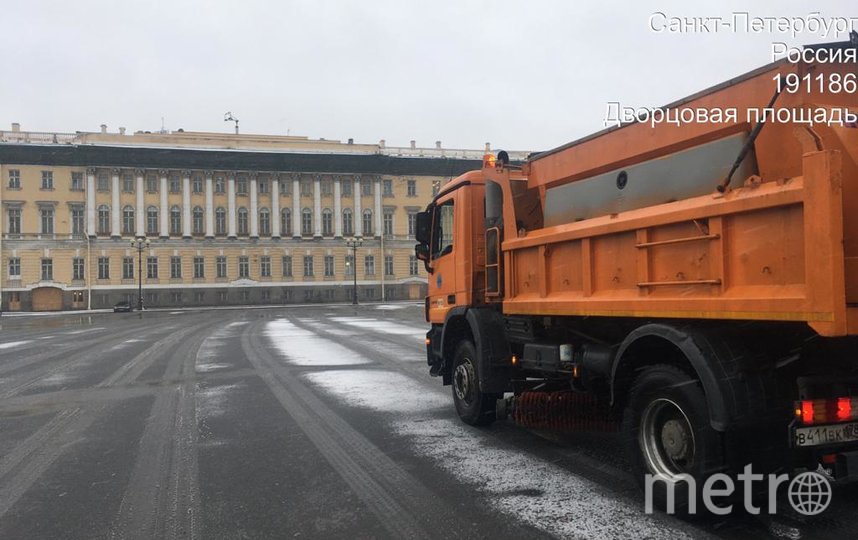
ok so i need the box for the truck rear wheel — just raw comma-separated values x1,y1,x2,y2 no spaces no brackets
452,341,499,426
623,364,725,514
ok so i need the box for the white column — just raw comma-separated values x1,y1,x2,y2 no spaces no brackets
354,175,362,237
110,169,120,237
374,177,382,238
227,173,237,238
333,176,342,238
136,170,145,235
292,174,300,238
159,171,168,238
249,173,259,238
182,171,191,238
205,172,214,238
271,174,281,238
86,168,96,236
313,174,321,238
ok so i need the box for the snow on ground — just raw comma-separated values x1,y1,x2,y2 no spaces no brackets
373,304,415,311
0,340,32,350
265,319,370,366
62,327,105,335
303,370,448,414
327,317,425,339
197,382,243,418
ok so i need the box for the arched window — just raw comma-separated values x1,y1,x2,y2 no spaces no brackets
147,206,159,235
362,209,373,236
301,208,312,236
322,208,333,237
193,206,204,235
122,205,135,235
170,206,182,235
238,207,248,235
259,208,270,235
342,208,353,236
281,208,292,236
97,204,110,235
215,207,226,236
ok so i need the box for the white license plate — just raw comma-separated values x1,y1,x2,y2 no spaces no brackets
794,422,858,447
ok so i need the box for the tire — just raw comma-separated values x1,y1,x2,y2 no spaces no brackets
622,364,725,515
451,340,499,426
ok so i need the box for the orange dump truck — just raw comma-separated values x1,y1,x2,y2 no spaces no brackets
416,37,858,507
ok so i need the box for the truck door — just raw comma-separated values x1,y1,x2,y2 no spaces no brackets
427,194,457,323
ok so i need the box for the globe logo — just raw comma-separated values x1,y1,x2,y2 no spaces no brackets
788,471,833,516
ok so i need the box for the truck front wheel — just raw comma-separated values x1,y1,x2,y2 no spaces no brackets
451,341,499,426
623,364,725,513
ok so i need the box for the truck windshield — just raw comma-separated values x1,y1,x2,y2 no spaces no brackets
432,201,454,258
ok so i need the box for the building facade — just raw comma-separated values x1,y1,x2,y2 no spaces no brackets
0,125,527,311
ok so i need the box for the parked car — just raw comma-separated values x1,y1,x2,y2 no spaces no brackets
113,301,133,313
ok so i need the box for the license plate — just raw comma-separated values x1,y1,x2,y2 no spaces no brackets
794,422,858,447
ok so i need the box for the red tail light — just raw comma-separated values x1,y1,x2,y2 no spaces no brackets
795,397,858,425
837,397,853,421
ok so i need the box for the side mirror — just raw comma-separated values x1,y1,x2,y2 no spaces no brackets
414,243,433,274
415,211,432,245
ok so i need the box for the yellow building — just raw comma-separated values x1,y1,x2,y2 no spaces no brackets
0,123,528,311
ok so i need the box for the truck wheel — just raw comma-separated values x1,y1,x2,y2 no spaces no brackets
451,341,498,426
623,364,724,514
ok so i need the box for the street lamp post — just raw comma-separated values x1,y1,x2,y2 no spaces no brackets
130,236,150,311
345,237,362,305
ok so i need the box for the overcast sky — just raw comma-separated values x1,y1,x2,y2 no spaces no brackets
1,0,853,152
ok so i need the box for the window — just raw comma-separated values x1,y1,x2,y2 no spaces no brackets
383,179,393,197
122,205,135,235
321,179,332,195
362,209,373,236
281,208,291,236
215,207,226,235
97,257,110,280
123,173,134,192
300,180,312,196
72,207,85,235
123,257,134,279
193,206,204,235
432,200,454,257
345,255,354,276
169,256,181,279
280,179,291,195
322,209,332,236
147,257,159,279
41,171,54,189
7,208,21,234
407,179,417,197
171,292,183,304
40,207,54,234
192,175,203,193
385,255,394,276
97,172,109,191
383,210,394,237
8,169,20,189
240,290,250,303
8,257,21,278
41,258,53,280
73,257,85,280
147,206,158,235
170,175,181,193
261,289,271,302
237,176,247,195
217,290,228,303
216,256,227,278
341,179,352,197
71,172,84,191
98,205,110,235
237,207,248,235
281,288,292,301
238,256,249,278
303,255,314,277
170,206,181,235
258,179,269,194
194,257,204,279
301,208,312,236
260,256,271,278
361,179,372,196
342,208,353,236
364,255,375,276
324,255,334,277
146,174,158,193
409,255,419,276
407,212,417,238
215,176,225,193
282,255,293,277
259,208,270,235
194,291,205,303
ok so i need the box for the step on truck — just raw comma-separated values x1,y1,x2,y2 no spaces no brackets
415,35,858,511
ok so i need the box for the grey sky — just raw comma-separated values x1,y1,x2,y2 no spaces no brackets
1,0,853,152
